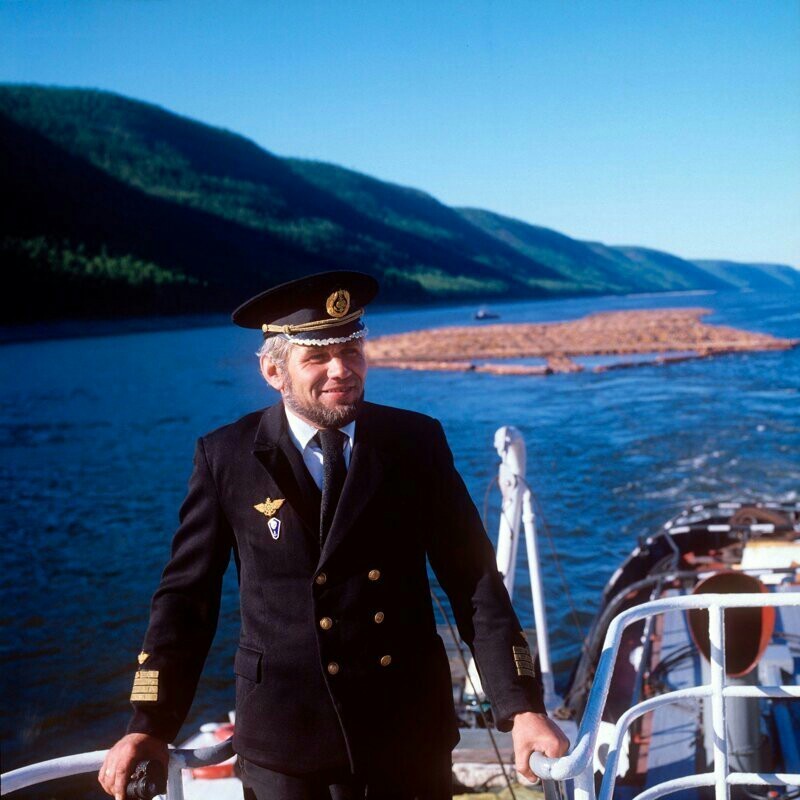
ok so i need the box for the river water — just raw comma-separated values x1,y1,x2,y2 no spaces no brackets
1,289,798,777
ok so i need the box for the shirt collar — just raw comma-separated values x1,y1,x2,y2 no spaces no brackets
284,406,356,451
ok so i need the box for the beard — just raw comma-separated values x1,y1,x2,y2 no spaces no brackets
281,373,364,428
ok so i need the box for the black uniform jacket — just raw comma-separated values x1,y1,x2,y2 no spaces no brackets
127,401,544,779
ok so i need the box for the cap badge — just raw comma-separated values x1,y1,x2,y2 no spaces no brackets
254,497,285,518
326,289,350,318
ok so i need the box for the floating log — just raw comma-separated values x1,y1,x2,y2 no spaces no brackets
366,308,797,376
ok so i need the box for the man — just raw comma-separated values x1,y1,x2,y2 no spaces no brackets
99,271,568,800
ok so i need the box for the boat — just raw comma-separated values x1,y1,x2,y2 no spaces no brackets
475,307,500,320
544,497,800,800
2,427,798,799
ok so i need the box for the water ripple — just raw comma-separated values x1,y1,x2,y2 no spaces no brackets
1,289,798,770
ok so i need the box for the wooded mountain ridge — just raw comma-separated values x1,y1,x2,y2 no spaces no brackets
2,85,797,324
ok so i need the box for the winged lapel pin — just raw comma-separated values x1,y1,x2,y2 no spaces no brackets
254,497,285,518
254,497,285,540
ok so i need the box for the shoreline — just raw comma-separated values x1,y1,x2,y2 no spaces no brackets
0,312,232,345
0,288,760,346
2,294,797,358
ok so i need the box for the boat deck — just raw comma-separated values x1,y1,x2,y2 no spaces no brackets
632,581,800,797
642,589,703,798
439,624,530,764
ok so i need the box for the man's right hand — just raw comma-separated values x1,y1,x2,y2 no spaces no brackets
98,733,169,800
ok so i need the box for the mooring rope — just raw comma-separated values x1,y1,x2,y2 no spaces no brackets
429,588,518,800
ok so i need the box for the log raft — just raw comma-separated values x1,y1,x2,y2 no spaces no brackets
366,308,797,376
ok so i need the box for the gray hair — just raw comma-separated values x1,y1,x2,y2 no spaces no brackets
256,335,294,369
256,332,367,371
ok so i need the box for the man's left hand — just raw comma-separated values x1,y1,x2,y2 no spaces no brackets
511,711,570,783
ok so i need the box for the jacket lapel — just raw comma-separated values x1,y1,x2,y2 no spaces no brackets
252,403,321,538
319,405,386,565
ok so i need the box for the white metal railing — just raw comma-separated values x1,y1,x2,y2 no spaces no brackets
530,592,800,800
466,426,559,710
494,426,558,709
0,739,233,798
5,595,798,800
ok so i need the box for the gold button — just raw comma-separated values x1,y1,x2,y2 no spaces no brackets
368,569,381,581
379,655,392,667
327,661,340,675
315,573,327,585
319,617,333,630
374,611,385,624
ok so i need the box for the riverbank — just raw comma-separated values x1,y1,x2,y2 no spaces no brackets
0,312,232,345
366,308,798,375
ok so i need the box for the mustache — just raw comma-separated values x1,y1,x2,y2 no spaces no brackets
320,379,362,391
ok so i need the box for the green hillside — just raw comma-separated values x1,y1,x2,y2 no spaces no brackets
457,208,660,294
607,246,732,292
692,260,800,292
0,84,548,315
1,110,323,321
0,84,796,325
285,159,569,292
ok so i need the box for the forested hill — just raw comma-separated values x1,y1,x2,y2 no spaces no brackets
2,85,797,325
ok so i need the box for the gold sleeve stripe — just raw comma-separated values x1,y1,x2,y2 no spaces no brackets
516,667,536,678
131,668,159,701
512,646,530,655
130,691,159,702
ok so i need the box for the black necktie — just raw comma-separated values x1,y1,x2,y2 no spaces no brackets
317,428,347,546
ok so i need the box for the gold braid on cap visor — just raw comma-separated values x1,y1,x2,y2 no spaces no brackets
261,308,364,336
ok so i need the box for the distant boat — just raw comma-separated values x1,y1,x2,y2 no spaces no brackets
474,306,500,320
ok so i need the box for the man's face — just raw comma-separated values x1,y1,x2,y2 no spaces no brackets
262,339,368,428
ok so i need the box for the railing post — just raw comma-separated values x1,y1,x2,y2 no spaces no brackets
574,769,597,800
522,487,557,710
165,753,184,800
709,602,729,800
493,426,525,595
166,763,184,800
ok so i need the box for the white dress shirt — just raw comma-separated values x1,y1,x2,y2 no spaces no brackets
284,407,355,491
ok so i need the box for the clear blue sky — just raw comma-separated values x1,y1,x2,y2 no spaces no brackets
3,0,799,266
